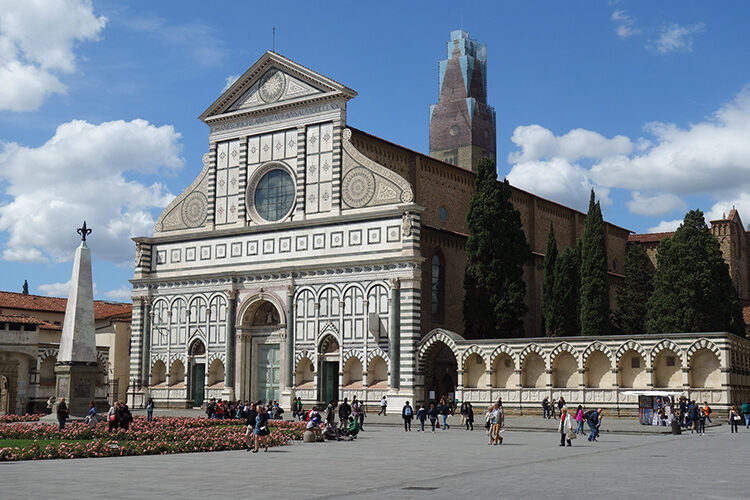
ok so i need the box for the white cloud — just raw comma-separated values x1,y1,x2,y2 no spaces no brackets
591,88,750,195
103,285,131,301
38,280,98,297
0,0,107,111
705,193,750,224
611,10,640,39
0,119,183,264
652,22,705,54
626,192,686,216
648,219,682,233
506,157,609,212
223,74,240,92
508,125,633,164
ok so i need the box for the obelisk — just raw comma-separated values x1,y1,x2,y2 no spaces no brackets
54,221,99,417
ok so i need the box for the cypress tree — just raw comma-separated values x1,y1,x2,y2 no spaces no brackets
541,222,558,336
646,210,744,335
464,158,531,339
22,280,29,295
551,245,582,336
614,243,653,335
580,189,610,336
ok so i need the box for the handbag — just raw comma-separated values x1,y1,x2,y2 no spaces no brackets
566,429,577,440
734,415,741,421
108,414,115,422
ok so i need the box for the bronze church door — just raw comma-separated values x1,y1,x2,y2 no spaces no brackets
192,363,205,407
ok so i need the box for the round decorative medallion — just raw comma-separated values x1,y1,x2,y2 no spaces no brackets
342,167,375,208
181,192,208,228
258,69,286,103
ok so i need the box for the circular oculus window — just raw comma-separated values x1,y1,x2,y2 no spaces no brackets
249,166,295,222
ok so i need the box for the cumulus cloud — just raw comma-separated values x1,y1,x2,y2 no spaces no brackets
626,192,686,216
648,219,682,233
611,10,640,39
38,280,98,297
508,125,633,164
0,0,107,111
223,74,240,92
103,285,132,301
0,119,183,264
651,22,705,54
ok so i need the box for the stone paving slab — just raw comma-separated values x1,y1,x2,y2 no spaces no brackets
1,423,747,499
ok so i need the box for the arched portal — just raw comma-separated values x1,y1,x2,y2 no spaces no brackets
319,334,340,404
422,341,458,403
238,296,285,404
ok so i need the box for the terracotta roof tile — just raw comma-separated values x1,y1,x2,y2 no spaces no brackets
628,232,674,243
0,314,62,330
0,291,131,320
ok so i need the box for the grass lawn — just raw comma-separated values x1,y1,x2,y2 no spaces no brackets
0,439,95,449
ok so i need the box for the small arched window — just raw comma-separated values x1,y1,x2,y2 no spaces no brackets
431,253,444,322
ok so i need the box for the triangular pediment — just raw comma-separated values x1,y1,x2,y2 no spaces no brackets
200,51,356,123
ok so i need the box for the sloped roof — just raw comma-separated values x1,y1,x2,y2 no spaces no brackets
0,314,61,330
628,232,673,243
0,291,131,320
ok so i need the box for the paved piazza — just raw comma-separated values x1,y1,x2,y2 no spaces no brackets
2,425,747,499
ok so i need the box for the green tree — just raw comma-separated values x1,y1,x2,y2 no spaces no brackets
614,244,653,335
463,158,531,339
646,210,744,335
551,245,582,336
541,222,558,336
580,189,610,336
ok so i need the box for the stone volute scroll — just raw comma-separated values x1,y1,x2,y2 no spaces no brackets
155,153,211,233
341,128,414,210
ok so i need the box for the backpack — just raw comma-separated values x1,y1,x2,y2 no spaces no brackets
404,406,412,417
583,410,595,420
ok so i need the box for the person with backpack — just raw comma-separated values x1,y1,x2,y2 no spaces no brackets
586,408,601,441
402,401,414,431
416,404,427,432
465,402,474,431
541,397,550,419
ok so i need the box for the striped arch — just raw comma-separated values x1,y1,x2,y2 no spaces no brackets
651,339,683,365
417,330,460,372
342,349,365,366
686,338,721,362
461,344,487,367
615,340,648,366
96,350,109,366
168,353,186,366
519,343,546,366
367,348,390,371
315,284,341,302
365,280,390,296
294,349,315,366
151,352,168,365
237,291,287,327
549,342,579,364
39,348,58,361
208,351,225,365
488,344,517,368
582,342,613,365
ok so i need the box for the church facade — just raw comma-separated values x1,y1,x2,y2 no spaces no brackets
128,31,750,413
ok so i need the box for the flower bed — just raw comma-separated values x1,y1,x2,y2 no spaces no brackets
0,417,306,461
0,414,45,424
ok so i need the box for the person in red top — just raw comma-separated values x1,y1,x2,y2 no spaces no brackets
558,406,573,447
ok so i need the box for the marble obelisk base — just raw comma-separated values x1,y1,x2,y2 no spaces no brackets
54,363,99,417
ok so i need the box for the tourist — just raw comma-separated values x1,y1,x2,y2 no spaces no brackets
346,416,360,438
352,396,360,425
557,397,566,416
697,406,706,435
427,403,438,432
465,402,474,431
146,398,154,423
679,397,688,427
587,408,601,441
742,400,750,428
46,396,55,415
484,405,493,436
378,396,387,416
107,402,118,432
439,399,451,430
254,403,270,453
689,400,700,433
272,402,284,419
549,397,556,420
703,401,712,424
558,406,573,447
541,397,550,419
85,401,97,428
244,403,258,451
325,400,337,425
416,404,427,432
489,402,503,445
460,401,468,427
575,405,585,435
729,405,740,433
293,397,303,420
358,400,366,430
402,401,414,431
56,397,68,431
118,401,133,430
338,397,351,426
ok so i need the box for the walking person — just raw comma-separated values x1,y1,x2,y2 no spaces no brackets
558,406,573,447
56,397,68,431
741,400,750,429
378,396,387,416
549,398,556,420
402,401,414,431
146,398,154,423
702,401,712,424
465,402,474,431
541,397,550,419
698,406,706,435
440,400,451,430
416,404,427,432
587,408,601,441
85,401,97,429
575,405,585,435
325,399,337,425
427,403,438,432
46,396,55,415
244,403,258,451
489,402,504,445
484,405,494,436
729,405,740,433
107,402,118,432
358,402,366,430
253,403,270,453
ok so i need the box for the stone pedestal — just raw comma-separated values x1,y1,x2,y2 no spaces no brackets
54,363,99,417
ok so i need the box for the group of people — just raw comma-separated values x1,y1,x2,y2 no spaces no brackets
205,398,284,421
105,401,134,432
541,396,567,420
558,406,603,446
302,404,360,442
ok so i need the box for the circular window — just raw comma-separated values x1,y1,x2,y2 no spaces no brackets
253,168,295,222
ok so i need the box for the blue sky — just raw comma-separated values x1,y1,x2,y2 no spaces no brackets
1,0,749,301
